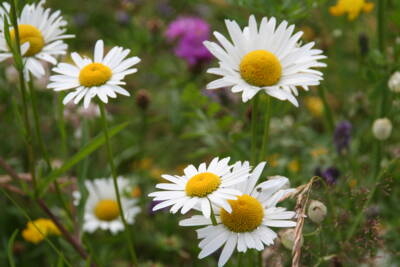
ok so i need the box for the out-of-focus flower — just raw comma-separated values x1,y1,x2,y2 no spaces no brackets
165,16,212,66
334,120,352,154
180,165,296,266
73,13,88,27
348,178,357,189
372,118,392,141
22,218,60,244
267,154,279,168
310,147,328,159
279,228,303,250
204,15,326,105
305,96,324,117
136,89,151,110
332,29,343,38
316,167,340,185
307,200,327,224
74,177,140,234
48,40,140,108
300,26,316,42
115,10,131,25
329,0,374,20
288,159,300,173
388,71,400,93
5,65,19,84
131,185,141,198
0,1,74,79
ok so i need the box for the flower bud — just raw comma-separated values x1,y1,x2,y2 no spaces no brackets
307,200,327,224
136,89,151,111
388,71,400,93
372,118,392,141
279,229,303,250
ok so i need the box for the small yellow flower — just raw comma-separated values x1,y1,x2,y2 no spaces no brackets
266,154,279,168
329,0,374,20
348,179,357,189
305,96,324,118
288,159,300,173
310,147,328,159
22,219,60,244
131,186,142,198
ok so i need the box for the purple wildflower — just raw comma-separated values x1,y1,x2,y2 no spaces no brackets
315,167,340,185
165,17,213,66
334,120,352,154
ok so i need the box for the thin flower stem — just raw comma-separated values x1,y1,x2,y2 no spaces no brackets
258,96,271,163
345,159,398,242
250,94,260,165
317,86,334,133
208,198,218,226
98,102,138,266
8,0,37,197
27,78,73,221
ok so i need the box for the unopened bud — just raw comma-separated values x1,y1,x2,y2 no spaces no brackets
307,200,327,224
136,89,150,110
279,229,303,250
388,71,400,93
372,118,392,141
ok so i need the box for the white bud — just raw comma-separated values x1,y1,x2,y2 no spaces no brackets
307,200,327,224
279,229,303,250
5,66,19,84
388,71,400,93
372,118,392,141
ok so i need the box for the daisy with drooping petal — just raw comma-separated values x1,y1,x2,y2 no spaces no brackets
48,39,140,108
204,15,326,106
0,0,74,78
180,162,296,266
75,177,140,234
148,157,251,218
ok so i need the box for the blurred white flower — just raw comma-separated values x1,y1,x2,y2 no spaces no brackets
0,0,74,79
388,71,400,93
372,118,392,141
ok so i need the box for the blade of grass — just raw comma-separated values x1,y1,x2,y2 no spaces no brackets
38,121,130,196
7,229,19,267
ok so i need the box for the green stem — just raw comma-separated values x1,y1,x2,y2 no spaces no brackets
250,94,260,165
373,141,382,180
208,198,218,226
345,159,398,241
377,0,385,53
317,86,335,132
98,102,138,266
258,96,271,163
56,93,68,158
27,77,73,221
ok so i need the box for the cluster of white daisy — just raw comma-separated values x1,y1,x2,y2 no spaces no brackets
0,1,327,265
149,158,296,266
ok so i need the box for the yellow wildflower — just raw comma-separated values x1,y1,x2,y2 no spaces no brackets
348,179,357,189
131,186,142,198
266,154,279,168
329,0,374,20
310,147,328,159
22,219,60,244
288,159,300,173
305,96,324,118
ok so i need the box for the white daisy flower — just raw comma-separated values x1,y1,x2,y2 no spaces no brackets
179,162,296,266
48,39,140,108
0,0,74,78
204,15,326,106
76,177,141,234
148,157,251,218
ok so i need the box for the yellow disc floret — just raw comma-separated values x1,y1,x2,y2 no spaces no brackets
185,172,221,197
79,63,112,87
94,199,120,221
10,24,45,57
220,194,264,233
239,50,282,87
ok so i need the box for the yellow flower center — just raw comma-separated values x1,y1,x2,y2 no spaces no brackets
220,194,264,233
79,63,112,87
185,172,221,197
10,24,45,57
94,199,120,221
239,50,282,87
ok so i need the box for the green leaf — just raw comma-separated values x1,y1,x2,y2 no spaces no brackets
38,121,130,196
7,229,19,267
